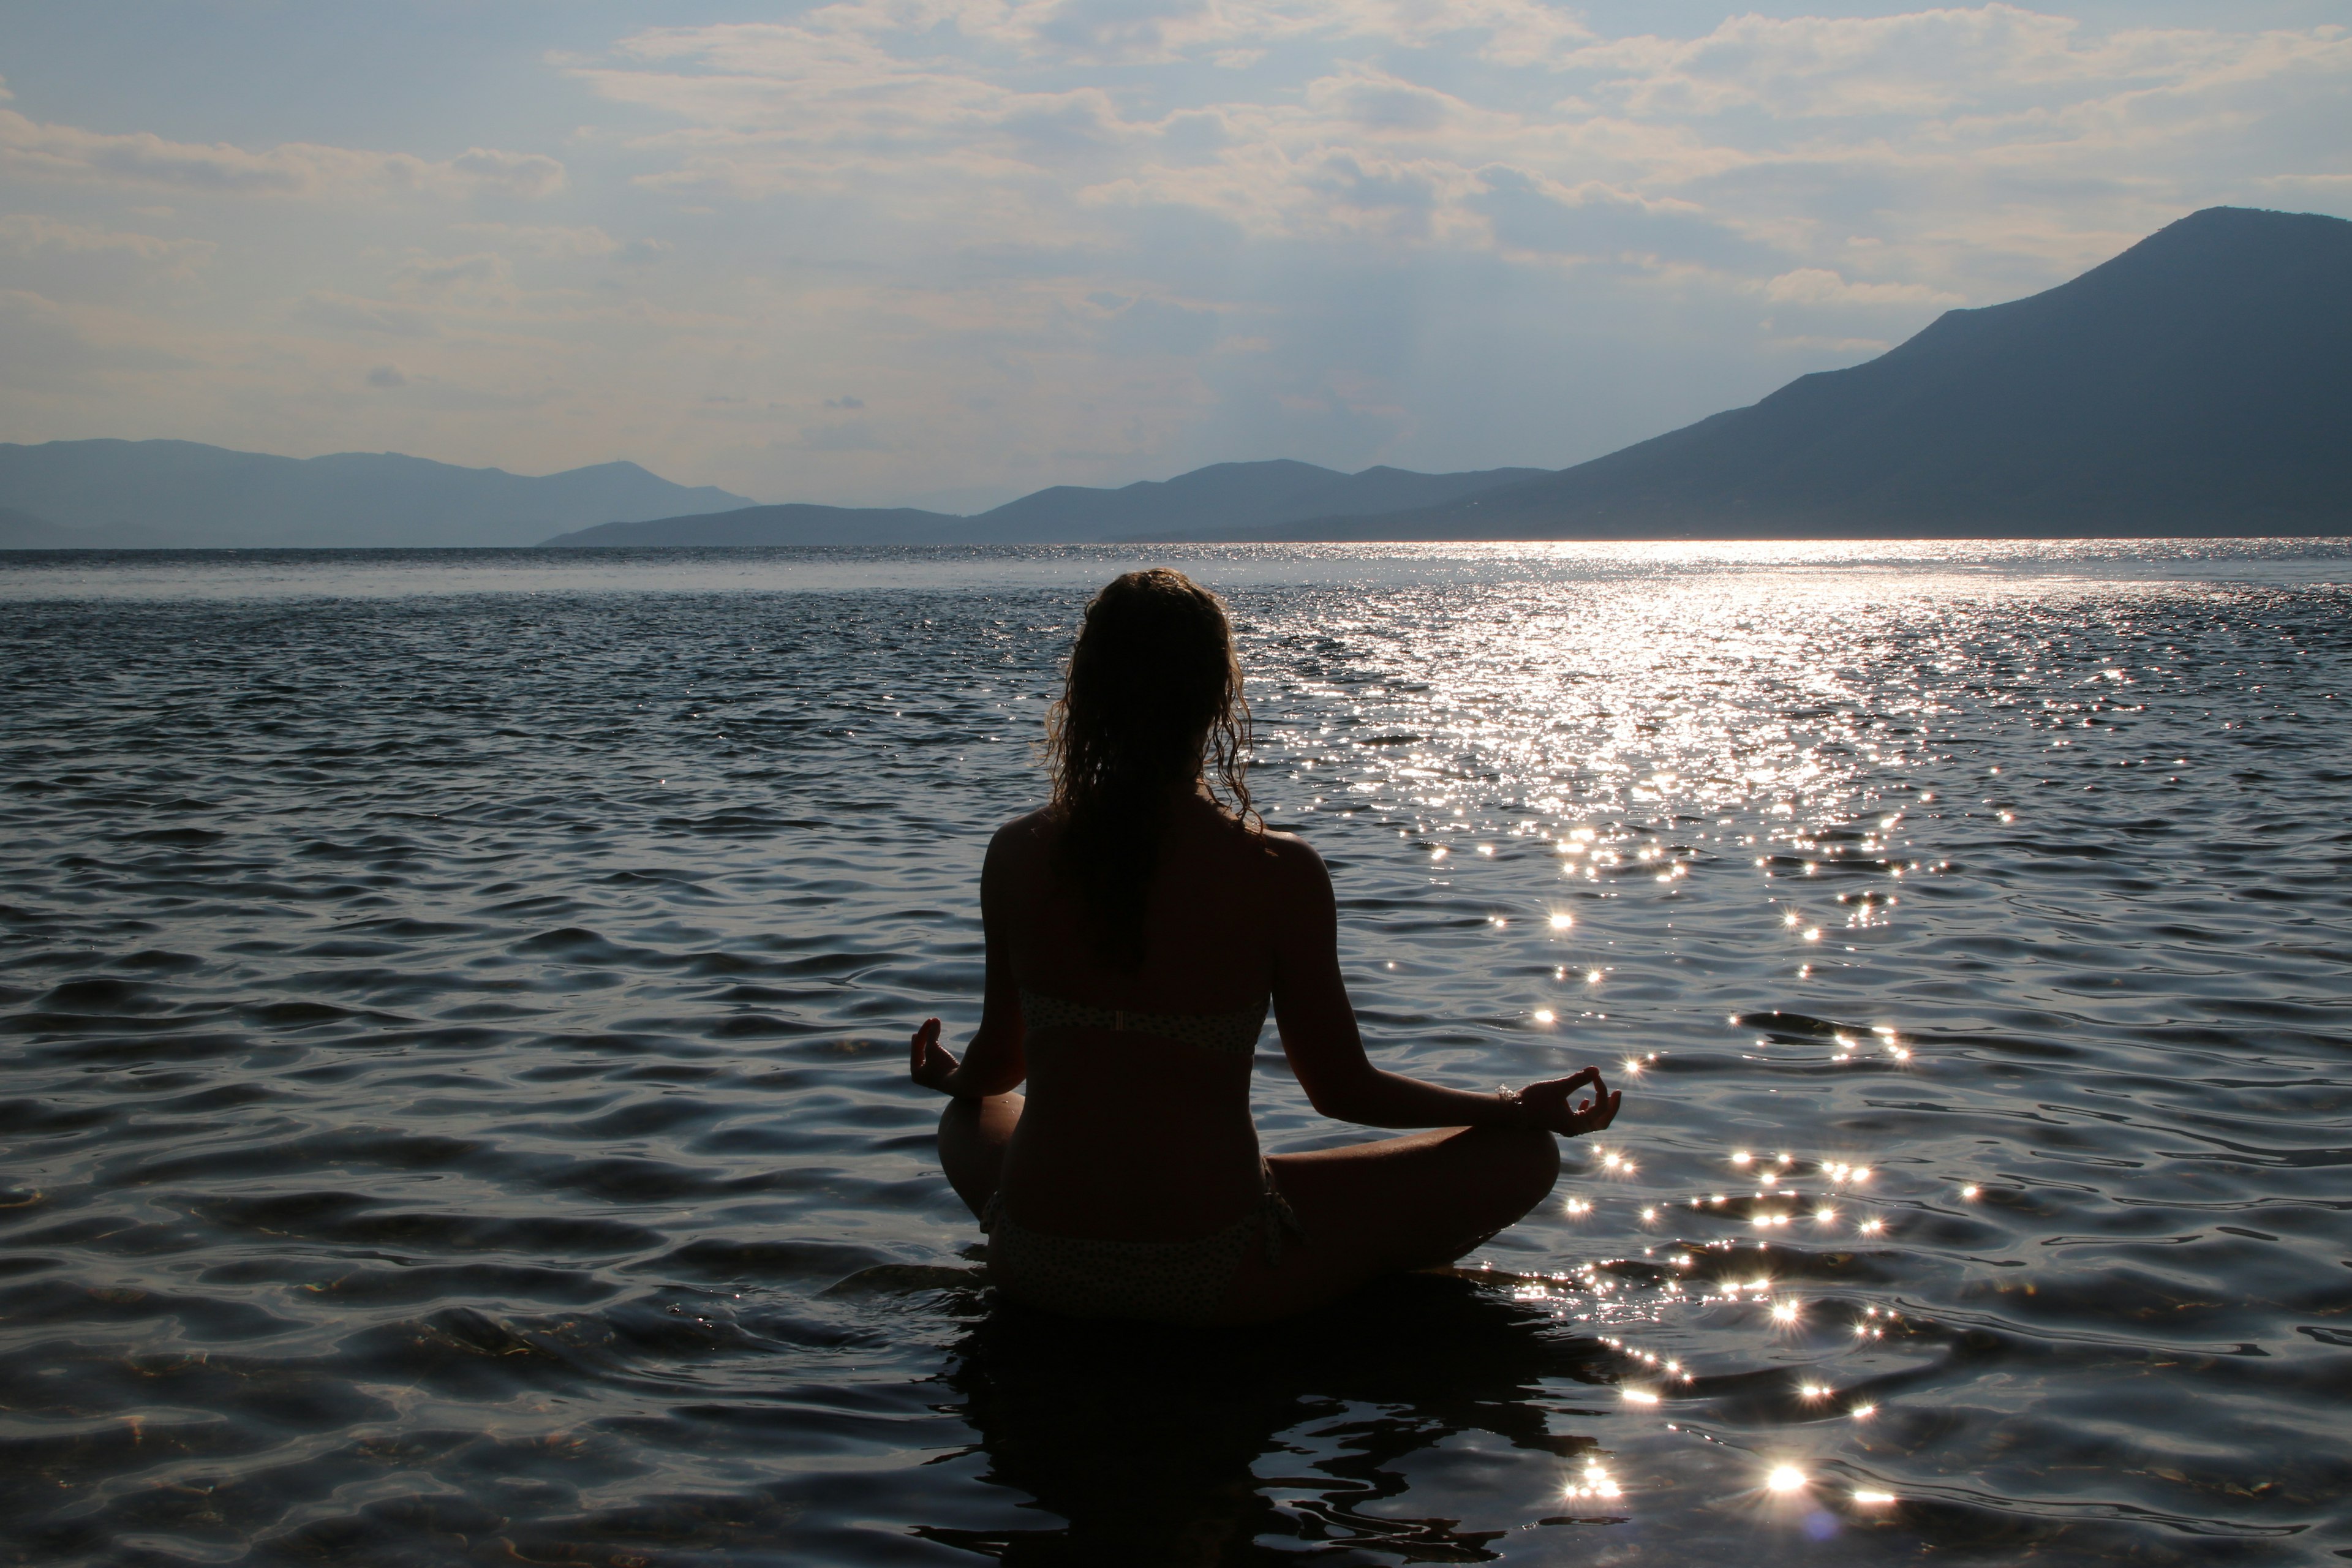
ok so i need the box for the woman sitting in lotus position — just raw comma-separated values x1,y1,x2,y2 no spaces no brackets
909,568,1621,1324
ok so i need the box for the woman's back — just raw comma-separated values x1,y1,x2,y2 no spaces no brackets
993,793,1295,1240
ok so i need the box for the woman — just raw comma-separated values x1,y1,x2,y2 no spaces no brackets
909,569,1621,1325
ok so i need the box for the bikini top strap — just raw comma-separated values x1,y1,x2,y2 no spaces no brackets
1020,989,1268,1055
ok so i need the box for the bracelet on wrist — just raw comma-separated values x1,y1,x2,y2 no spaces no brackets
1496,1084,1526,1121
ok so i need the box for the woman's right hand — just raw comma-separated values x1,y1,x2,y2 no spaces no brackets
1519,1067,1621,1137
910,1017,962,1094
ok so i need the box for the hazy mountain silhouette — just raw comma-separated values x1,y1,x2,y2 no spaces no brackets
540,460,1544,546
0,439,753,548
17,208,2343,550
545,502,968,548
953,460,1545,543
554,208,2349,548
0,505,77,548
1218,206,2351,541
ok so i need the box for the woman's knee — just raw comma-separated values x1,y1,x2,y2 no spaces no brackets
937,1096,982,1145
938,1091,1020,1148
1475,1123,1560,1210
936,1093,1022,1219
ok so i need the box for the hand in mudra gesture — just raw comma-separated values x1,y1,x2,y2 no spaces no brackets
1519,1066,1621,1137
909,1017,961,1093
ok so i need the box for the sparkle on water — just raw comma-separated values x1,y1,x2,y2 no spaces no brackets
0,540,2346,1564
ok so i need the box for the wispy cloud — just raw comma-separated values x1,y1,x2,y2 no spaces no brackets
450,222,622,257
0,214,219,318
575,3,2352,285
391,252,517,300
1758,268,1964,306
0,285,201,389
0,214,216,276
296,292,443,338
0,109,564,200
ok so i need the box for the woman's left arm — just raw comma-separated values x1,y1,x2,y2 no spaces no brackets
910,822,1028,1099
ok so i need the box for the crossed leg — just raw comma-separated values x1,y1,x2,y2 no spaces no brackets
935,1095,1560,1324
1215,1126,1558,1322
937,1092,1023,1219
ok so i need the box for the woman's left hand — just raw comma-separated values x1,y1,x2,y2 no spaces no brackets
1519,1066,1621,1137
910,1017,962,1093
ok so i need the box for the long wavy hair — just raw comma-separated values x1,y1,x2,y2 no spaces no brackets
1046,569,1256,968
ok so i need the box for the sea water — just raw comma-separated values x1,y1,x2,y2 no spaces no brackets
1,541,2347,1564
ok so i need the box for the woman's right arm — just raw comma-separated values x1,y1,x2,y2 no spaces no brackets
910,821,1030,1099
1268,836,1619,1137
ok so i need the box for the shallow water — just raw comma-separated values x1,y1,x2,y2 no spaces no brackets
2,541,2349,1566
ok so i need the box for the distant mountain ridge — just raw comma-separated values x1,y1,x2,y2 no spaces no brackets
0,439,753,548
956,460,1547,544
0,505,77,549
1208,206,2352,541
538,460,1547,547
546,502,968,548
9,207,2344,549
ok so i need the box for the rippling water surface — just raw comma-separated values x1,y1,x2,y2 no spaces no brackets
3,541,2349,1566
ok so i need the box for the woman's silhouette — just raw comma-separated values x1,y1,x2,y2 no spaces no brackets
910,568,1619,1324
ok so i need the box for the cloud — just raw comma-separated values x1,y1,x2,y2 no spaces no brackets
2256,172,2352,197
442,148,565,199
606,0,1594,74
823,394,864,409
391,252,515,299
1466,170,1723,261
0,215,218,306
1758,268,1964,306
0,287,199,386
349,356,553,409
1765,333,1896,356
569,11,1604,235
402,379,549,412
296,291,441,337
1095,295,1223,355
1556,7,2352,121
0,108,565,199
0,214,216,278
440,225,674,276
575,4,2352,296
790,420,886,451
451,222,620,257
0,288,93,385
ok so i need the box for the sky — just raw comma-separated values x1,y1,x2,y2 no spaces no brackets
1,2,2346,511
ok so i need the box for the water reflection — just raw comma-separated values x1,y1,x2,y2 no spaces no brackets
920,1273,1622,1563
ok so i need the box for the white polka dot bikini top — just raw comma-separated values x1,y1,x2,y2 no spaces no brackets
1020,989,1269,1057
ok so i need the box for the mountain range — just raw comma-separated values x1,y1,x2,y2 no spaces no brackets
2,206,2344,548
540,459,1548,547
1215,205,2351,541
0,441,752,549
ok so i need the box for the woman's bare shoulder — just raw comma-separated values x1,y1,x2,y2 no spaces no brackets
987,807,1058,862
1253,823,1319,860
1251,824,1335,896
